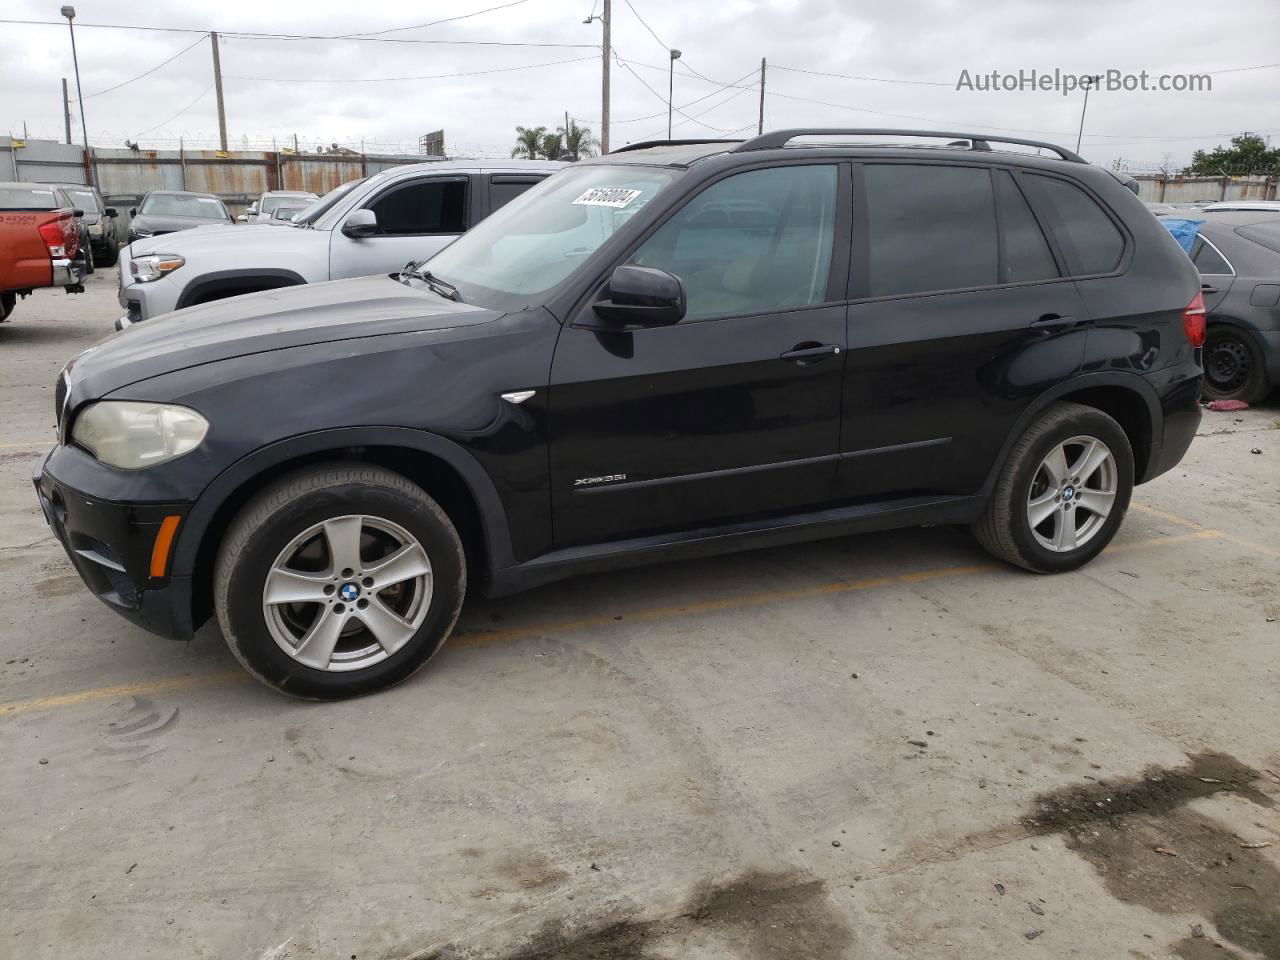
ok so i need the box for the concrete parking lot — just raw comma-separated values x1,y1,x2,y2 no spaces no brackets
2,275,1278,960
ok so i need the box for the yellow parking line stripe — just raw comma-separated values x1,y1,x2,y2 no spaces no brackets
0,672,244,718
0,526,1252,719
1132,503,1280,560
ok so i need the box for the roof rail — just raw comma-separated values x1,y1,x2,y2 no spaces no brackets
732,128,1085,163
610,138,741,154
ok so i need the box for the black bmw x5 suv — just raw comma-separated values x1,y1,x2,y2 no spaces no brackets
36,128,1204,699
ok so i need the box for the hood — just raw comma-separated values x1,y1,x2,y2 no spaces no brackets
127,221,320,259
130,213,230,236
64,274,502,401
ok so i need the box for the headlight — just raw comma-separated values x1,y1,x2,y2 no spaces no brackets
71,401,208,470
129,254,183,282
130,227,153,239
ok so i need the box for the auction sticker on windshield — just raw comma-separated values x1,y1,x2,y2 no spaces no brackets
572,188,642,208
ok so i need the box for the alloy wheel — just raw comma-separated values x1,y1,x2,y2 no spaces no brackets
262,514,433,672
1026,435,1117,553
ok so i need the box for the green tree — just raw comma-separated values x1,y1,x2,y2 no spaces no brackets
511,125,546,159
557,121,600,162
541,133,565,161
1185,133,1280,176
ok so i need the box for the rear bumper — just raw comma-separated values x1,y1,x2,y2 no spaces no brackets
33,448,194,641
50,257,85,289
1144,369,1202,483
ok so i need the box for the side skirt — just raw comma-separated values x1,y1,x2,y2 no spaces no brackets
485,493,984,597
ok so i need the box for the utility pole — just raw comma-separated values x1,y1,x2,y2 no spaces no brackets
210,31,228,153
601,0,611,153
758,57,766,135
61,79,72,143
61,6,93,185
1075,74,1101,155
667,49,681,139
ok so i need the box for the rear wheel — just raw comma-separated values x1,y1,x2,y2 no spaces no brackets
97,238,119,268
974,402,1134,573
0,293,14,322
1202,325,1271,403
214,464,466,699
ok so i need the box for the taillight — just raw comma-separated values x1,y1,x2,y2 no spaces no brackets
1182,291,1206,348
38,219,67,258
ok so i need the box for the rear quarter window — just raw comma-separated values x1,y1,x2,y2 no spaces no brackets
1236,222,1280,256
1022,174,1125,276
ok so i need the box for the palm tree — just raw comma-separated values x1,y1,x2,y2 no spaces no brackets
557,121,600,162
541,133,565,161
511,125,546,159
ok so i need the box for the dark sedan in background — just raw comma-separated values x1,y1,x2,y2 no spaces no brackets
127,190,233,243
1184,211,1280,402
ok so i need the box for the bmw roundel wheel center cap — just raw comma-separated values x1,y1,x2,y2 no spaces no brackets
339,582,360,602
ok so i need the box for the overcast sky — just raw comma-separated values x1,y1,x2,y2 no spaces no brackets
2,0,1277,169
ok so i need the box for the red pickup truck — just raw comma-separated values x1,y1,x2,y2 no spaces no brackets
1,181,87,322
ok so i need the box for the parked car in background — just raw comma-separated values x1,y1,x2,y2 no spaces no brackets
116,160,562,327
0,181,85,321
47,129,1203,699
127,190,232,243
1180,211,1280,402
54,182,121,267
1144,201,1178,216
238,190,318,223
1200,200,1280,214
268,201,311,224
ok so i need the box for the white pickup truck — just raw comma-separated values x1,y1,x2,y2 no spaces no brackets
116,160,562,328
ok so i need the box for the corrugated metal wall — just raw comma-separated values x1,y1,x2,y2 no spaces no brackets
1134,174,1278,203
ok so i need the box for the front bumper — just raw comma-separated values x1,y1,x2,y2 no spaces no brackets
33,447,195,640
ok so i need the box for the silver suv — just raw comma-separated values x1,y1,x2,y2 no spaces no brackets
117,160,562,328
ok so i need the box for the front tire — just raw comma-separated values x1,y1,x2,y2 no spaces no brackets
974,402,1134,573
214,464,466,699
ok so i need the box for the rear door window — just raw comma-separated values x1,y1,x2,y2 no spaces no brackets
1191,237,1233,275
993,170,1059,283
1021,174,1125,276
367,177,468,236
864,164,999,297
489,175,548,213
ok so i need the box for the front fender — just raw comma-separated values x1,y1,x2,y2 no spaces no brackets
169,426,519,582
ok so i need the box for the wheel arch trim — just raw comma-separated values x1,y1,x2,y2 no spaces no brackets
170,426,517,585
175,268,307,309
981,372,1164,494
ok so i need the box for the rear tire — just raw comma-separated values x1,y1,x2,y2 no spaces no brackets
214,463,466,700
974,402,1133,573
97,238,119,268
1202,325,1271,403
0,292,14,322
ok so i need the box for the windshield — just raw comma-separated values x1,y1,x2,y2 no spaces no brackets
422,164,678,311
0,185,61,210
294,179,365,225
62,188,101,213
140,193,230,220
273,204,308,220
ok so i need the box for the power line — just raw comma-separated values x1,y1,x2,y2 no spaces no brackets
614,52,743,133
227,55,597,84
334,0,532,38
133,83,215,138
770,64,951,87
578,63,761,125
634,76,760,141
84,35,208,98
0,18,597,48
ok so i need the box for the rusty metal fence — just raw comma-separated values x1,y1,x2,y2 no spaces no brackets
2,136,432,236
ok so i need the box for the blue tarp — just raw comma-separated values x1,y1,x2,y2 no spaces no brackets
1160,217,1205,255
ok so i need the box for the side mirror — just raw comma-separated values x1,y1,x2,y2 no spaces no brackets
72,208,85,218
129,207,137,217
104,207,117,218
236,214,248,223
592,265,686,327
246,204,258,216
342,208,379,239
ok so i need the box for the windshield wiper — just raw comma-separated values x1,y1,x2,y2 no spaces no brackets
399,260,462,301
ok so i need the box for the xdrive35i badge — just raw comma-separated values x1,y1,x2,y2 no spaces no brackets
574,474,627,487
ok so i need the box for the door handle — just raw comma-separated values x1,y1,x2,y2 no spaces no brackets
780,343,841,364
1201,283,1219,294
1031,313,1078,326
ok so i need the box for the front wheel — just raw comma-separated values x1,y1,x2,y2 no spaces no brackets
214,464,466,699
974,402,1134,573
